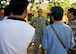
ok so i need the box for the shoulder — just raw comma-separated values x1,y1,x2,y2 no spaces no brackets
0,20,8,24
41,16,47,20
25,23,35,36
25,23,35,31
32,16,38,20
63,24,72,31
42,16,46,19
70,20,76,25
0,20,9,29
69,21,76,29
42,16,48,20
45,25,51,30
33,16,38,19
63,23,71,28
0,16,5,20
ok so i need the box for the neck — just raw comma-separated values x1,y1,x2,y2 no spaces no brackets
71,15,75,20
38,15,42,17
13,15,25,19
53,20,61,22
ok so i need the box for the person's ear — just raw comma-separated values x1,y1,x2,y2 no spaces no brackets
51,16,54,21
24,9,27,14
24,9,27,18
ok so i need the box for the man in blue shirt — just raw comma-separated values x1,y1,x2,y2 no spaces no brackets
42,6,75,54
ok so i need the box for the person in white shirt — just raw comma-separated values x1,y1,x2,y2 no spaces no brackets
2,5,14,21
0,0,35,54
0,5,13,21
3,5,13,20
0,7,4,20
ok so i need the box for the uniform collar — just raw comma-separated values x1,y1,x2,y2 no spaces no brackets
7,17,26,22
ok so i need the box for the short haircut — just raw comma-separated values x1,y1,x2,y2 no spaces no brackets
38,8,43,12
4,5,11,16
75,9,76,16
9,0,29,15
51,6,63,20
68,8,76,16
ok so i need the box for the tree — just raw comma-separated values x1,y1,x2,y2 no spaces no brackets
0,0,76,14
0,0,10,8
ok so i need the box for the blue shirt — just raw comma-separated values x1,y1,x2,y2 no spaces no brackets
42,22,75,54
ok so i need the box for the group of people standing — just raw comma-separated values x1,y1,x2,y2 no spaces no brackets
0,0,76,54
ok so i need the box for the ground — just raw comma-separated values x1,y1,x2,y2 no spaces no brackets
27,43,43,54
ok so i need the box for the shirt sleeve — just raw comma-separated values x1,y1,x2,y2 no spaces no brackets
42,27,48,49
69,27,75,48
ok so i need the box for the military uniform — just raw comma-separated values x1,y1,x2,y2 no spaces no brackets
30,16,49,54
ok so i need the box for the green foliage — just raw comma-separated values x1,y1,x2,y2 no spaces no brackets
0,0,76,14
28,0,76,16
71,2,76,8
0,0,10,8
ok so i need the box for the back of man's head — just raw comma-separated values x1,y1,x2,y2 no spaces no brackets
4,5,11,16
0,7,4,16
74,9,76,16
51,6,63,20
9,0,29,15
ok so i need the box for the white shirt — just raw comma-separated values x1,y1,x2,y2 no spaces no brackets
0,18,35,54
3,16,8,20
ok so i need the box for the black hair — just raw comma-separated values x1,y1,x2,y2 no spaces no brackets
9,0,29,15
51,6,63,21
74,9,76,16
0,7,4,10
4,5,11,16
68,8,74,12
68,8,76,16
50,15,53,24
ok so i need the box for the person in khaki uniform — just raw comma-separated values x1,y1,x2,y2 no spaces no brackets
30,8,49,54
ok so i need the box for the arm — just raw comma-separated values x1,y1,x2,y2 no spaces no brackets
46,18,49,25
28,27,35,46
30,18,36,28
69,27,75,48
42,27,48,50
30,18,35,26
